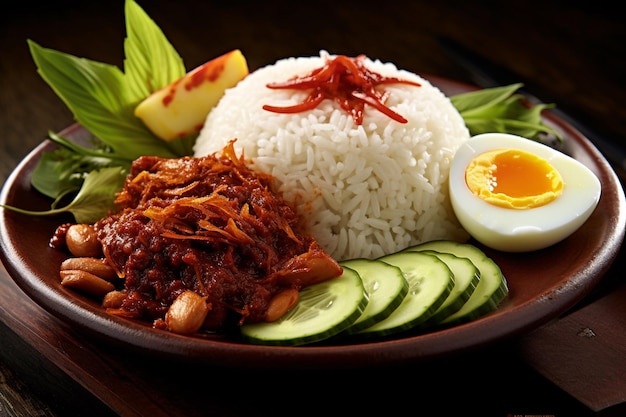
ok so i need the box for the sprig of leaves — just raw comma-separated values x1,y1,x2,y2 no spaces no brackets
9,0,193,223
3,166,126,224
27,1,191,160
30,131,127,200
450,83,562,141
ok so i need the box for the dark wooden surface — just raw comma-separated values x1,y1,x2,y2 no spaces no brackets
1,1,625,416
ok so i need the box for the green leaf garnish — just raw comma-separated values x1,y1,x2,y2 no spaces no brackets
121,0,195,158
2,166,126,224
30,131,127,200
16,0,195,222
451,83,562,141
26,0,194,161
123,0,185,100
28,40,176,161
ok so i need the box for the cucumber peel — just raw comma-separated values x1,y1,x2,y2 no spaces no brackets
407,240,509,325
356,251,454,337
417,250,480,325
339,258,409,334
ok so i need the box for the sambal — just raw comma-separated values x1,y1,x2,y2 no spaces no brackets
57,140,342,334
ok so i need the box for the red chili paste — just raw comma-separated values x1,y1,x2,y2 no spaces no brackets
94,140,342,331
262,54,421,125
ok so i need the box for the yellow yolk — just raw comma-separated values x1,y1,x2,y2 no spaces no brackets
465,148,563,209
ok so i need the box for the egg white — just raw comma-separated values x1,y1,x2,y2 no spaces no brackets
449,133,601,252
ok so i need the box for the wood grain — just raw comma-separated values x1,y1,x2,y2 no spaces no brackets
522,283,626,416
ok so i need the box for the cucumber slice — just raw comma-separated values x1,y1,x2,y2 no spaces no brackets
339,258,409,334
407,240,509,325
239,267,368,346
356,251,454,337
417,250,480,325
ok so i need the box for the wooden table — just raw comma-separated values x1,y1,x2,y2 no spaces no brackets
1,2,625,415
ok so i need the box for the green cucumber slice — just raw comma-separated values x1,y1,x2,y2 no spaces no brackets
339,258,409,334
356,251,454,337
239,267,368,346
407,240,508,325
417,250,480,325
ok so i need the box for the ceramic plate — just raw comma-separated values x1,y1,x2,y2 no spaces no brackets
1,76,624,369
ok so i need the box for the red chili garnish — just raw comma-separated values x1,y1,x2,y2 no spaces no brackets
262,54,421,125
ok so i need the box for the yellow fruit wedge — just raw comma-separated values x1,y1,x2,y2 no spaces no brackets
135,49,248,141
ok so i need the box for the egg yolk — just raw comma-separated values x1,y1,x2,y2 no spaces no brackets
465,148,563,209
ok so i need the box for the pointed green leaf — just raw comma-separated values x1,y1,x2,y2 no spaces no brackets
450,83,522,113
28,39,179,159
3,166,126,223
123,0,186,99
451,83,562,141
64,166,127,223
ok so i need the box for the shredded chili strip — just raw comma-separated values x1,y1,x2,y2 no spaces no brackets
262,54,421,124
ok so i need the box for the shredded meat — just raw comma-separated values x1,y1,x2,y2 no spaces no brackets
95,140,342,330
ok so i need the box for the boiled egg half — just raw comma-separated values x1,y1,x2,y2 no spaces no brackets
449,133,601,252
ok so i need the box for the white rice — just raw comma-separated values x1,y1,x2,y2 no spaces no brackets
194,51,470,260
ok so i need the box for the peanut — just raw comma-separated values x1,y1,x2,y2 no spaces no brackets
264,288,299,322
60,257,118,281
60,269,115,297
65,224,102,257
165,290,209,335
102,290,126,309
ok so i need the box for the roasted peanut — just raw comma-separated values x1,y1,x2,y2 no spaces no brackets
60,269,115,297
275,252,343,287
65,224,102,257
102,290,126,309
264,288,299,322
60,257,118,281
165,290,209,335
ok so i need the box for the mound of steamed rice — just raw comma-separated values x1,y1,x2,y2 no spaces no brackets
194,51,470,261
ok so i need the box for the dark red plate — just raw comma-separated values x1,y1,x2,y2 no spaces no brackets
1,76,624,369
